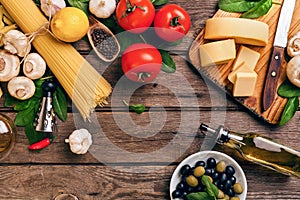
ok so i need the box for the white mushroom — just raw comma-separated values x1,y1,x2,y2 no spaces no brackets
287,32,300,57
7,76,35,100
3,30,31,57
89,0,116,19
23,53,46,80
286,56,300,88
0,51,20,82
40,0,66,17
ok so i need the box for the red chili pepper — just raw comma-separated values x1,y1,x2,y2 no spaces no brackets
28,137,53,150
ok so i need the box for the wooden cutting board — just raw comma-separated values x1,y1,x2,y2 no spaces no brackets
189,0,300,124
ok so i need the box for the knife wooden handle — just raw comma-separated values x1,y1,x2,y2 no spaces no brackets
262,46,285,111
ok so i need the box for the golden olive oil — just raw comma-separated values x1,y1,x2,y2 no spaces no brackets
200,124,300,177
0,113,16,160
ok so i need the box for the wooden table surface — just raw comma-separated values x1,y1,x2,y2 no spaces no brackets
1,0,300,199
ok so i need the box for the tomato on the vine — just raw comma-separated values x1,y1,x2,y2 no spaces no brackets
116,0,155,34
122,43,162,82
154,4,191,42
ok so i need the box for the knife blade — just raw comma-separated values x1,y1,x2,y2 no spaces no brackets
262,0,296,111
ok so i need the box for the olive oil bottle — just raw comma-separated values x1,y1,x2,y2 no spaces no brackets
0,113,16,160
200,124,300,177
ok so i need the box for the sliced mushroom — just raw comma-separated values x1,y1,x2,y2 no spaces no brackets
3,29,31,57
0,51,20,82
287,32,300,57
8,76,35,100
286,56,300,88
23,53,46,80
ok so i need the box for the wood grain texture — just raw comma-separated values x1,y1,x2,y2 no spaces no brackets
1,0,300,199
189,0,300,124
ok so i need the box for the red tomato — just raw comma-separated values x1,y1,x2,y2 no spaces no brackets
154,4,191,42
122,43,162,82
116,0,155,34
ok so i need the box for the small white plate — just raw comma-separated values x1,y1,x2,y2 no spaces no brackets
170,151,247,200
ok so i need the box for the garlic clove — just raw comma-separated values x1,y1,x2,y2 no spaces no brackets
87,16,120,62
23,53,46,80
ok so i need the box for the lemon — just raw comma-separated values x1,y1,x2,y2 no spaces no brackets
50,7,89,43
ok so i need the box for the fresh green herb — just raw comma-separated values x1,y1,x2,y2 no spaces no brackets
53,86,68,122
24,123,44,145
277,80,300,98
218,0,273,19
186,192,214,200
151,0,169,6
241,0,272,18
279,96,299,126
159,50,176,73
34,0,41,6
218,0,259,12
202,175,219,198
122,100,146,114
67,0,89,15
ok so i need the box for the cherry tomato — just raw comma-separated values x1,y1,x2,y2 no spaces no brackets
154,4,191,42
116,0,155,34
122,43,162,82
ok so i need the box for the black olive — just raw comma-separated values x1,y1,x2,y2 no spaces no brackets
176,181,187,191
187,186,194,193
195,160,206,167
226,188,236,197
219,172,228,183
180,164,192,176
193,184,204,192
225,165,235,177
217,182,224,191
211,172,220,181
172,189,182,198
223,179,233,192
207,157,217,168
205,167,213,176
229,176,236,185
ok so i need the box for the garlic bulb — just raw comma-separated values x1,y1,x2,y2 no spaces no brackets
65,129,92,154
287,32,300,57
40,0,66,17
89,0,116,19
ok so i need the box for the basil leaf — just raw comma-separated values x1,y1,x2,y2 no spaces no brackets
67,0,89,15
25,123,44,145
129,104,145,114
279,97,299,126
152,0,168,6
277,80,300,98
186,192,214,200
241,0,272,18
160,50,176,73
202,175,218,198
4,93,19,107
218,0,258,12
117,32,143,52
53,86,67,122
14,99,31,111
15,106,36,126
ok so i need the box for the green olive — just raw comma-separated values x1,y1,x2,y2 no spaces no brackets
193,166,205,177
223,194,230,200
217,189,225,199
233,182,244,194
216,160,226,173
230,197,240,200
186,175,198,187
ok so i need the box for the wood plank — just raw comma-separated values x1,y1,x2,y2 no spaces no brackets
2,110,300,164
0,164,299,199
189,1,300,124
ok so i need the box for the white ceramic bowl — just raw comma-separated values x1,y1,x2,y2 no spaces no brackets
170,151,247,200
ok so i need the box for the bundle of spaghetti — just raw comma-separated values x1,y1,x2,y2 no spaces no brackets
0,0,112,120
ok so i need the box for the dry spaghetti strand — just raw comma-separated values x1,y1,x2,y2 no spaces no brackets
0,0,112,120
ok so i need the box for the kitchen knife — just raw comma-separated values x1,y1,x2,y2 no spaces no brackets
262,0,296,111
